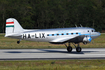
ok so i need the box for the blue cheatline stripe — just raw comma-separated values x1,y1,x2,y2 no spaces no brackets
64,33,66,35
54,34,57,36
78,33,81,35
6,25,14,27
48,32,100,37
48,33,81,36
59,34,61,35
48,33,91,36
69,33,71,35
73,33,76,34
49,34,52,36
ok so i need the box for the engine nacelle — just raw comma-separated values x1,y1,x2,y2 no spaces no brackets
83,36,92,44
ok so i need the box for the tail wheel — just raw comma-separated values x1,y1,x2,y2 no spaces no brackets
17,41,20,44
67,46,72,52
76,47,82,52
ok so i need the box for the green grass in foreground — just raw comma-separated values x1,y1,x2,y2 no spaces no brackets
0,60,105,70
0,34,105,49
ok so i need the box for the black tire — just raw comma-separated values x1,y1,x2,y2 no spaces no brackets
76,47,82,52
67,46,72,52
17,41,20,44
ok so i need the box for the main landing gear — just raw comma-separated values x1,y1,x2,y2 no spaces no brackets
64,42,82,52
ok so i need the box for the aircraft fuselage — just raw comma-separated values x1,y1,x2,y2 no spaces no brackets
19,27,100,44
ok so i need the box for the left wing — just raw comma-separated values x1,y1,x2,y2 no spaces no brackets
49,35,79,44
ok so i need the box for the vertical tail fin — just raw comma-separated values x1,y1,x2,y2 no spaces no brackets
5,18,24,37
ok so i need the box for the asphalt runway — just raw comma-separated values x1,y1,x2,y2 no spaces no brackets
0,48,105,60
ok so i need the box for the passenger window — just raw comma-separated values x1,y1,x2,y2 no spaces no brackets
71,33,73,35
52,34,54,36
47,34,49,36
92,30,94,32
76,33,78,34
62,33,64,35
57,34,59,35
66,33,69,35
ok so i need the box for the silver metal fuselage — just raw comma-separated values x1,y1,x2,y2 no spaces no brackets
18,27,100,44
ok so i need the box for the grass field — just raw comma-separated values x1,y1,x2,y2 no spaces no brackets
0,60,105,70
0,33,105,49
0,34,105,70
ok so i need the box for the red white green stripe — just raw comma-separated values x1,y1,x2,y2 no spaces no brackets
6,22,14,27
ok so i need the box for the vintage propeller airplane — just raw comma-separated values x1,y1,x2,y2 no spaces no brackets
5,18,100,52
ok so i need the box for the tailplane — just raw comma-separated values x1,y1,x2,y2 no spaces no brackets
5,18,24,37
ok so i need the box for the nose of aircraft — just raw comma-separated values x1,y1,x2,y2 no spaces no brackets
91,32,101,39
97,32,101,37
94,32,101,39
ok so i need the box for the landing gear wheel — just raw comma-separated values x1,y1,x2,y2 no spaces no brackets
67,46,72,52
76,47,82,52
17,41,20,44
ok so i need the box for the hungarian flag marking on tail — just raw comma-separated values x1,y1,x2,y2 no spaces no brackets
6,22,14,27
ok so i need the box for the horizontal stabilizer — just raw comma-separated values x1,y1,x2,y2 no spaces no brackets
5,33,22,39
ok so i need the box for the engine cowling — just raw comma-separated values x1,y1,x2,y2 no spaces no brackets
83,36,92,44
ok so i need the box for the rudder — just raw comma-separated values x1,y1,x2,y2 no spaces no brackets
5,18,24,37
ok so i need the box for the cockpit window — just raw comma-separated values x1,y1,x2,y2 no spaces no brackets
92,30,94,32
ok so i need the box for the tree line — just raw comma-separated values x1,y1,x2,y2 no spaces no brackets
0,0,105,33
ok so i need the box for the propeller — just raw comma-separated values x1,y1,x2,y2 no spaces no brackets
83,31,92,44
89,31,92,42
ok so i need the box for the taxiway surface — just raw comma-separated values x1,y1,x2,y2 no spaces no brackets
0,48,105,60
